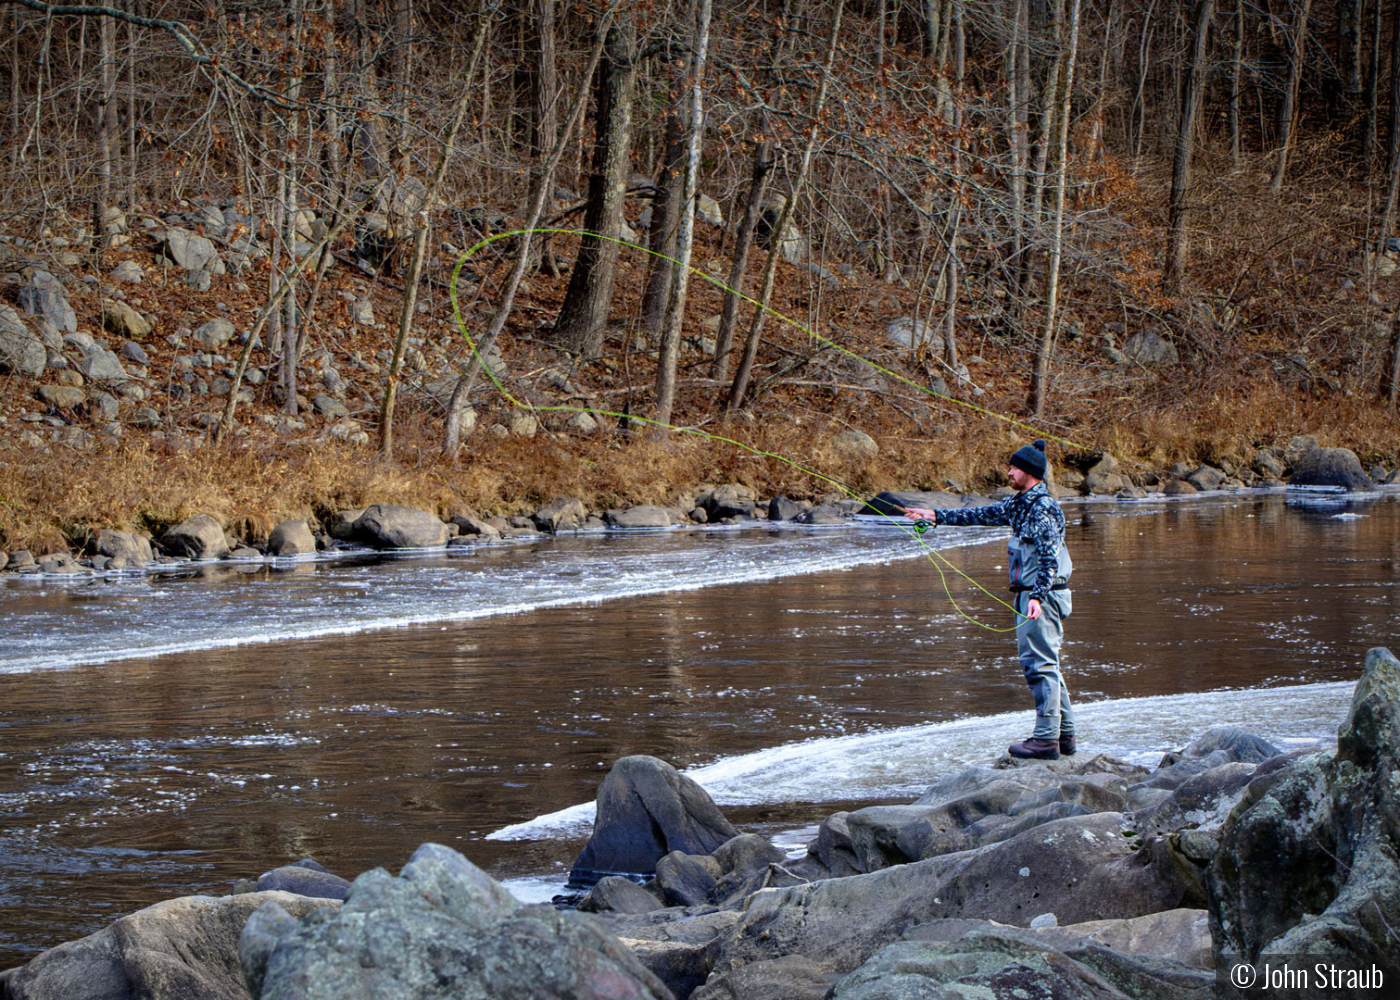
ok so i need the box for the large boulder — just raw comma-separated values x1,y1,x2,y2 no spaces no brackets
95,529,153,565
1288,446,1376,491
829,925,1216,1000
569,756,738,888
711,810,1199,978
268,519,316,556
351,504,449,549
256,862,352,900
0,891,336,1000
258,843,672,1000
696,485,757,521
844,755,1139,871
532,496,587,533
605,506,674,529
1208,647,1400,979
830,429,878,462
884,317,943,353
161,513,230,559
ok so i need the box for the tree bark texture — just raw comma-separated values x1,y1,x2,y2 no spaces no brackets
1165,0,1215,294
551,15,636,359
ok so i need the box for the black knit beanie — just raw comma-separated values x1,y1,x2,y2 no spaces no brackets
1009,439,1048,480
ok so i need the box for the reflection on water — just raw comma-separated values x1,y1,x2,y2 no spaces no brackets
0,490,1396,967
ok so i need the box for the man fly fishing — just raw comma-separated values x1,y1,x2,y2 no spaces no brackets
903,440,1077,761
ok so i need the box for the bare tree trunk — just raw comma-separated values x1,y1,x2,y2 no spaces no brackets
442,12,614,455
654,0,712,433
392,0,412,172
92,8,117,261
1385,304,1400,404
551,14,636,359
923,0,942,58
1380,0,1400,240
533,0,560,275
710,142,772,381
727,0,845,415
378,14,491,459
1229,1,1244,166
1270,0,1314,192
1165,0,1216,293
1029,0,1081,417
640,110,684,337
1365,0,1383,173
125,0,137,205
944,0,965,369
279,0,305,416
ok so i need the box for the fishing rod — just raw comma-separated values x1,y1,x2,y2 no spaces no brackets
448,228,1075,631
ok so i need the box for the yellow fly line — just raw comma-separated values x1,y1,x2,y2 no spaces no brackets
448,228,1086,632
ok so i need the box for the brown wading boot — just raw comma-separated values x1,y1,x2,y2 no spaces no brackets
1059,734,1077,756
1008,737,1060,760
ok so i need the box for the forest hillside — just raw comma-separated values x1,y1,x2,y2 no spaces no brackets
1,0,1398,551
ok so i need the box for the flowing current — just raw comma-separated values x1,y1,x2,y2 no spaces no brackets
1,489,1397,968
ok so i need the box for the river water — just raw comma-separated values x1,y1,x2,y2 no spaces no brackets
1,489,1397,968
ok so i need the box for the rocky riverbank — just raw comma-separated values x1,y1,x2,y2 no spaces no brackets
3,646,1396,1000
1,434,1395,581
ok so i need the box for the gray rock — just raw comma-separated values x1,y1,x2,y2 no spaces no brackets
533,496,587,533
36,384,85,408
0,302,30,337
161,513,230,559
698,484,758,520
695,193,724,227
693,955,836,1000
831,429,878,461
268,519,317,556
9,550,35,569
118,341,149,365
350,298,375,326
18,269,77,332
157,227,226,277
1186,465,1226,491
76,350,129,383
192,318,236,349
110,260,144,284
1289,446,1376,491
101,299,152,340
654,851,721,907
711,810,1196,978
885,316,942,353
256,864,352,900
1159,725,1283,769
1252,449,1286,478
754,194,808,262
95,529,152,565
1209,647,1400,976
578,876,666,915
1123,328,1179,365
311,393,349,418
613,910,743,1000
448,513,501,540
767,496,809,521
830,929,1144,1000
1284,434,1319,466
1163,478,1198,496
606,505,674,528
0,891,336,1000
259,843,672,1000
569,755,738,888
129,406,162,429
799,503,847,525
507,411,538,437
90,391,119,421
239,900,300,998
352,504,450,549
0,330,47,377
